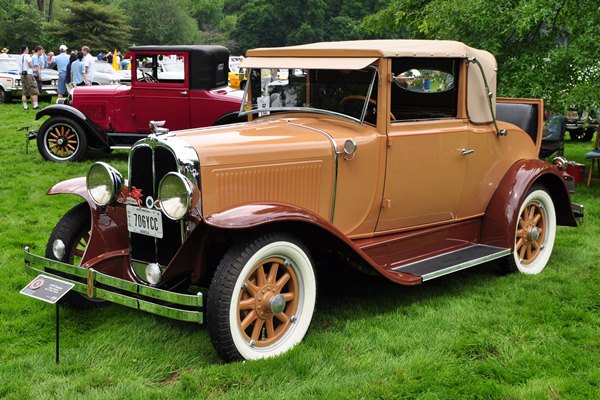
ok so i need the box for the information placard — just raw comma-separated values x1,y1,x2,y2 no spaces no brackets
20,275,75,304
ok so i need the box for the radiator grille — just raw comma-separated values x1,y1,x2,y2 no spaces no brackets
129,145,182,266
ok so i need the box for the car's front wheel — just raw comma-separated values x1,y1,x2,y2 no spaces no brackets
500,186,557,274
37,117,88,162
207,233,316,362
0,87,8,103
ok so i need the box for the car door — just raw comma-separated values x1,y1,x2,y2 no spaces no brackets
131,52,190,132
376,58,468,232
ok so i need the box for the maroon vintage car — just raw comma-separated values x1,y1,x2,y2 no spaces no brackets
34,45,244,162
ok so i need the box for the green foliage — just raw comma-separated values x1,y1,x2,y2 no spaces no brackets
117,0,200,46
360,0,600,111
232,0,389,53
0,0,45,51
45,1,131,52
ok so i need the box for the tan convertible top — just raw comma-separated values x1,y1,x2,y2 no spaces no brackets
247,40,480,58
242,40,498,124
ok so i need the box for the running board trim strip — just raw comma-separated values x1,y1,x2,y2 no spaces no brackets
392,244,511,281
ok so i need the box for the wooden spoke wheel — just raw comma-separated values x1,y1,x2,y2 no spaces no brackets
516,200,546,265
237,256,300,347
37,117,87,162
208,233,316,362
501,187,556,275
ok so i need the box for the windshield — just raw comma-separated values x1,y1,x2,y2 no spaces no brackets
241,67,378,123
0,59,19,74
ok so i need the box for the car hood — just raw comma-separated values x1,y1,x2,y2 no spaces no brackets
72,84,130,97
175,114,366,167
175,116,339,167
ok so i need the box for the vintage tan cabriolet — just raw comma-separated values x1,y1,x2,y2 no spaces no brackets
24,40,582,362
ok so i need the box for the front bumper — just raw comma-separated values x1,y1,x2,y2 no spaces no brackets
24,247,203,323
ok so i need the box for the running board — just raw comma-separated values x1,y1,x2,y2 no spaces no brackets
392,245,511,281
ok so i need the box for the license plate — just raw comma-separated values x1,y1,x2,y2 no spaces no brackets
127,206,163,238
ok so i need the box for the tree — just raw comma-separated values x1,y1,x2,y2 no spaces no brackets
0,1,45,51
118,0,200,45
46,1,131,52
360,0,600,111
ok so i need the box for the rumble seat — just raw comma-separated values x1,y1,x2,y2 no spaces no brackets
496,102,539,143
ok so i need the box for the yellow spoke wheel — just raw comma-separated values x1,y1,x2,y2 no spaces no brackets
37,117,87,162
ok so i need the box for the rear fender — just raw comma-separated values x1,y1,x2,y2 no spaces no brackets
36,104,109,149
47,177,129,265
203,203,421,285
481,159,577,249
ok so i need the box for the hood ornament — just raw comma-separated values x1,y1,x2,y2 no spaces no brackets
128,186,144,206
149,120,170,138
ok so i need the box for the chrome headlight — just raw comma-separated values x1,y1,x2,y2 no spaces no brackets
158,172,194,220
86,162,124,206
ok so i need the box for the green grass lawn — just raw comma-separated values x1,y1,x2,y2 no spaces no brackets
0,100,599,399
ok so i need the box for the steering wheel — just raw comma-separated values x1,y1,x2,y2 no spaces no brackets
139,70,157,83
340,95,396,121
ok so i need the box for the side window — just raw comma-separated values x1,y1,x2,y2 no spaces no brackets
390,58,459,121
135,53,185,84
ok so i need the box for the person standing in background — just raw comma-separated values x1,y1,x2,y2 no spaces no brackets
54,45,70,100
71,51,86,86
18,44,39,110
82,46,95,85
65,52,78,91
46,52,56,70
0,48,9,59
31,45,45,93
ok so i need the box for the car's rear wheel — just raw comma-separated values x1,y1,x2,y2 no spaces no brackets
207,232,316,362
500,186,556,274
568,127,594,141
45,203,105,307
37,116,88,162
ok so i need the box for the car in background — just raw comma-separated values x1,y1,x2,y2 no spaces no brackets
34,45,244,162
92,61,121,85
565,107,597,141
0,58,58,102
228,56,246,90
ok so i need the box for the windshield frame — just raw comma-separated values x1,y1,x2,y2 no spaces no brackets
239,65,379,125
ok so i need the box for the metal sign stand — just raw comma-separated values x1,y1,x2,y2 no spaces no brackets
55,303,60,364
20,273,74,364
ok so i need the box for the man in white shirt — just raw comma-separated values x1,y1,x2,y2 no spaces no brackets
82,46,95,85
18,44,39,110
0,48,9,59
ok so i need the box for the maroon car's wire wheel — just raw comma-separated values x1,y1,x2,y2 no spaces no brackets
515,200,546,265
47,125,78,159
237,256,299,347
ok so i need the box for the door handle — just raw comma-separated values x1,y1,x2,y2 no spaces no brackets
180,91,188,96
462,149,474,155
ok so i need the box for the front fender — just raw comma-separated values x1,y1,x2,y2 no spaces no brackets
204,203,421,285
36,104,109,149
481,159,577,249
48,177,129,266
